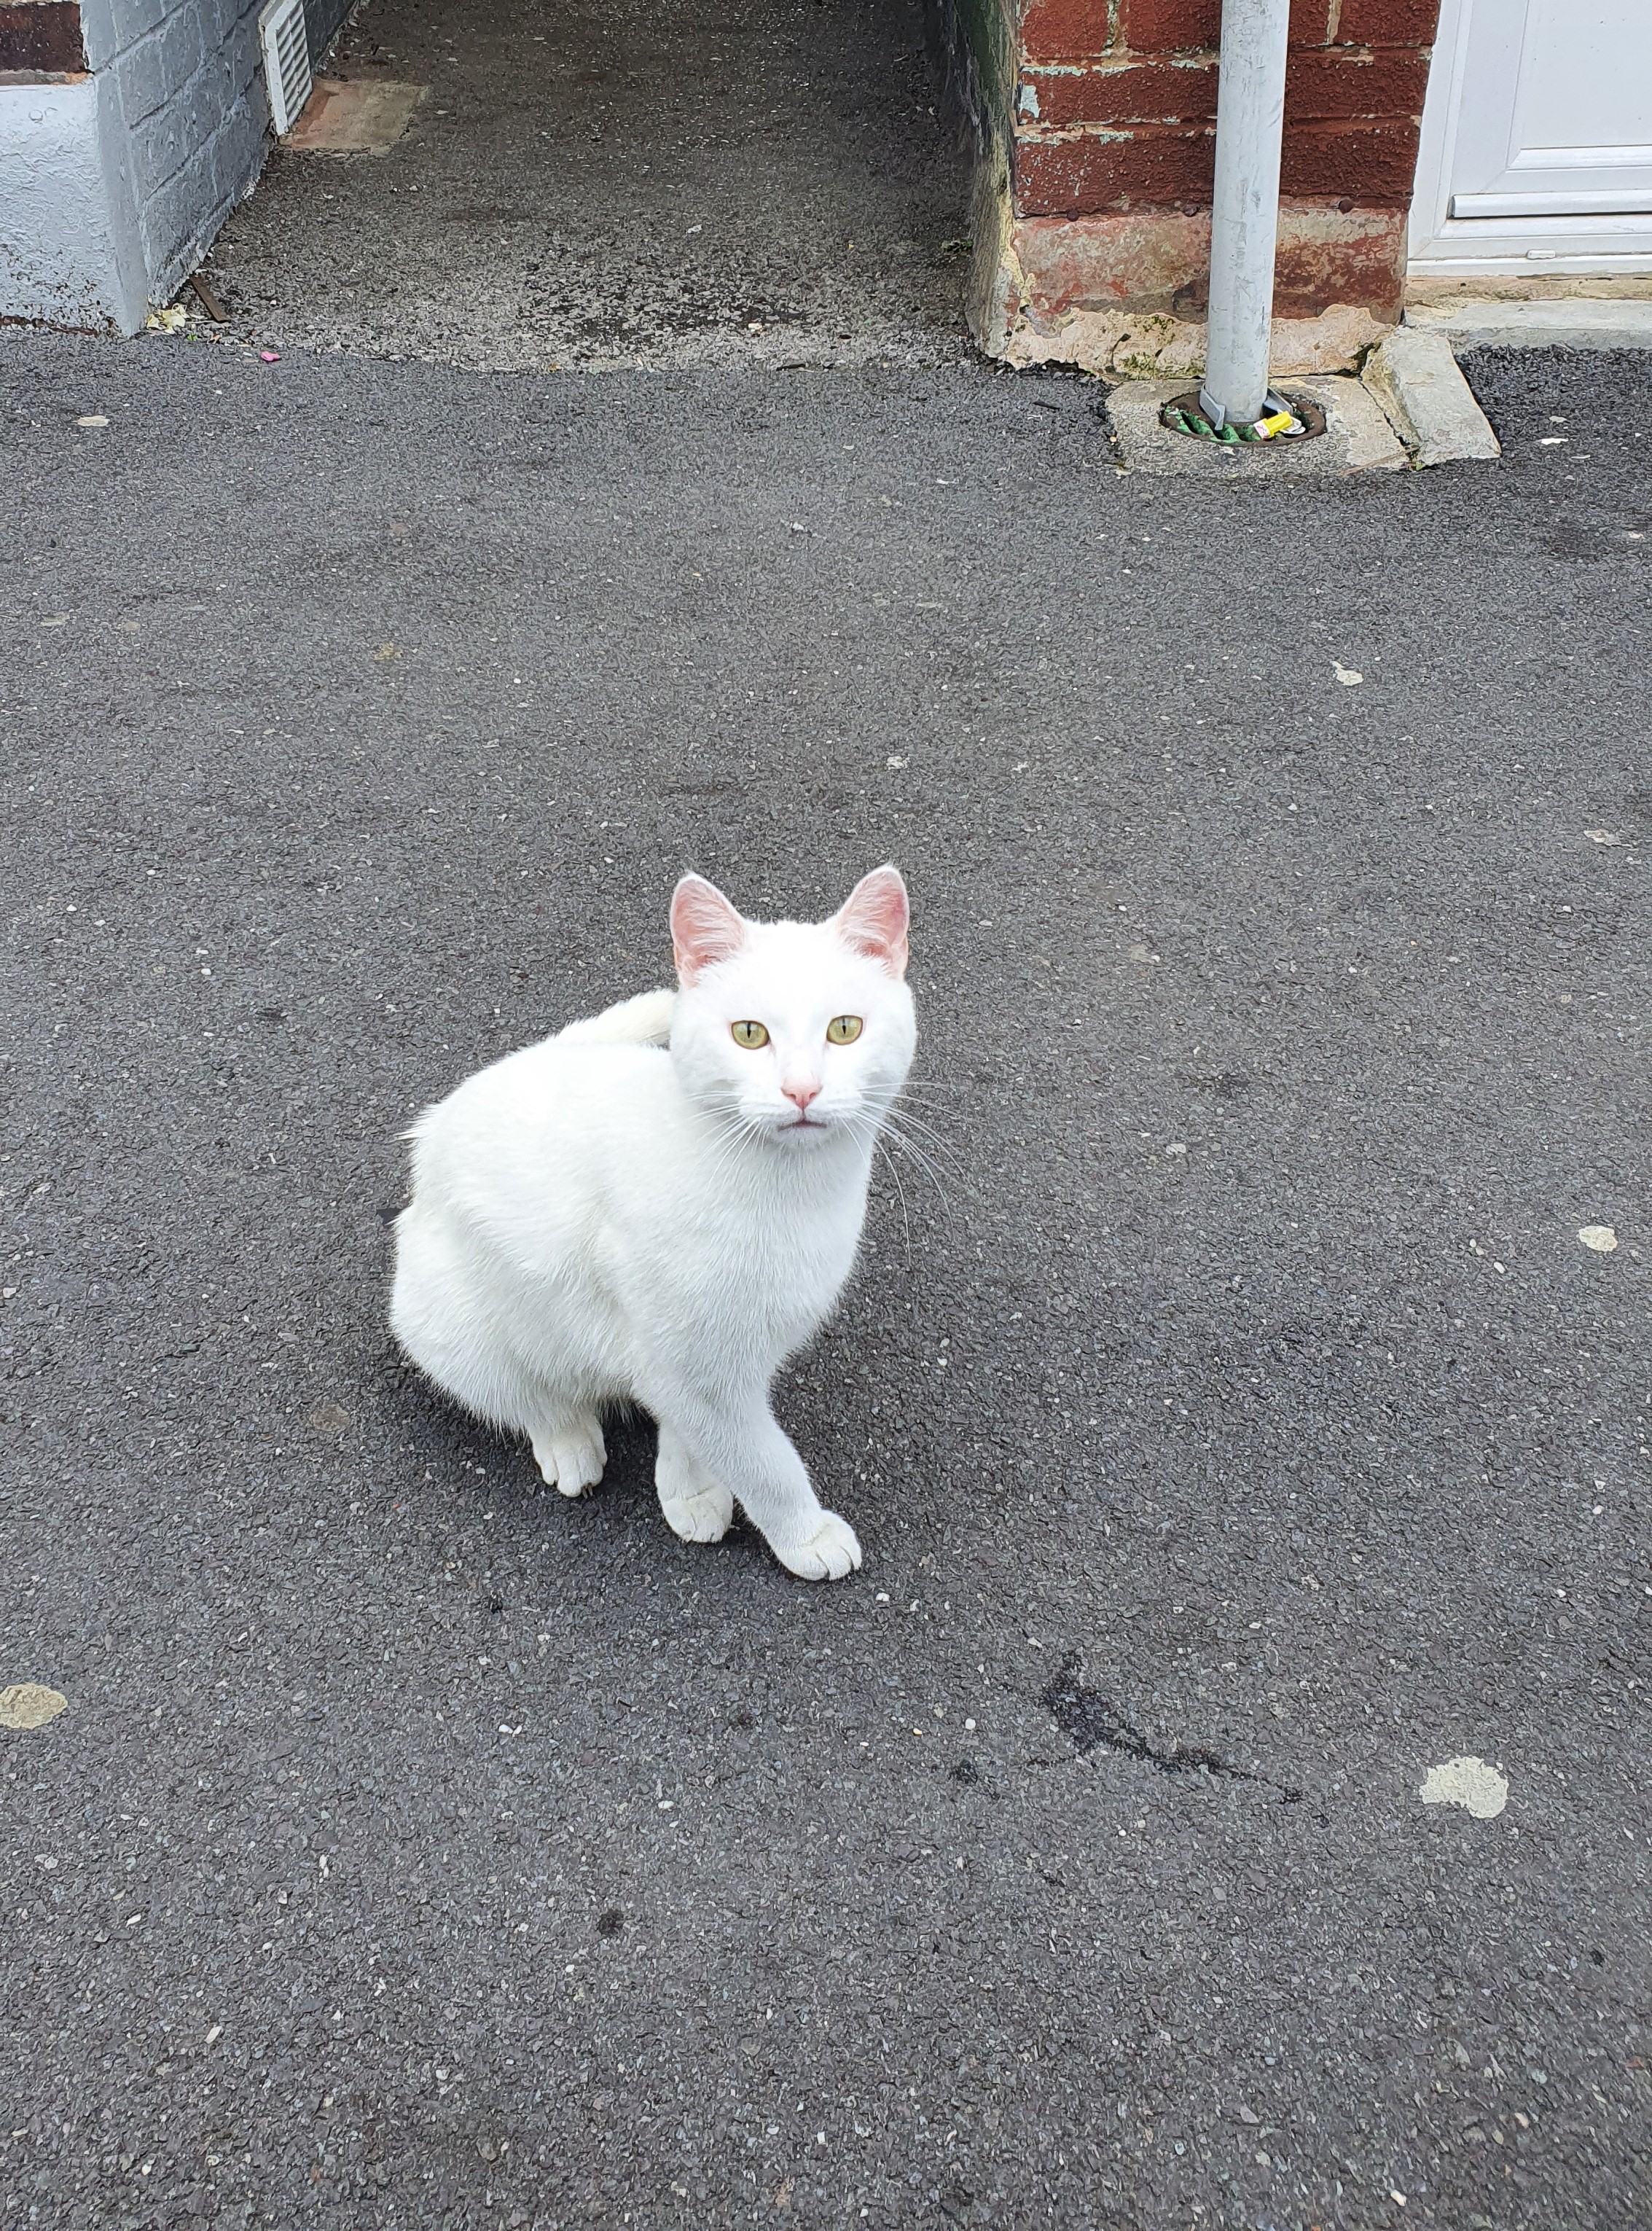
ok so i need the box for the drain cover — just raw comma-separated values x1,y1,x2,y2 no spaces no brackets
1161,389,1328,446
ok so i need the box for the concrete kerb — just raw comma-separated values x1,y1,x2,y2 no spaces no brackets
1362,327,1500,469
1105,374,1406,477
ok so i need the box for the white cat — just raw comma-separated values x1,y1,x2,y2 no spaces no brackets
390,866,915,1581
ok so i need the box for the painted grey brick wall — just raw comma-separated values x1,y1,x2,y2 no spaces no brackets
79,0,270,309
304,0,352,69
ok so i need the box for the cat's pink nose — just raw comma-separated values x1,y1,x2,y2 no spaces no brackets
783,1079,821,1111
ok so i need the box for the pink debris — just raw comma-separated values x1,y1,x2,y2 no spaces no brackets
260,350,281,363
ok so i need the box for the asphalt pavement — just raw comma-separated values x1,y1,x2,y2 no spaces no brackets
1,332,1648,2230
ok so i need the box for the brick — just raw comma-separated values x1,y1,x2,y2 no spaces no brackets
1335,0,1441,42
116,7,204,127
103,0,171,58
0,1,86,73
1117,0,1218,47
1116,0,1331,52
1280,117,1422,200
1021,58,1217,129
1009,200,1405,320
1285,45,1430,120
1015,126,1216,215
1019,0,1114,64
1272,201,1404,314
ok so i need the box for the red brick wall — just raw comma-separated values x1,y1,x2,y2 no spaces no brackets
0,0,87,73
1014,0,1440,221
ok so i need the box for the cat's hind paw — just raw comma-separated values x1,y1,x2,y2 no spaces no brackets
771,1510,862,1583
531,1415,606,1499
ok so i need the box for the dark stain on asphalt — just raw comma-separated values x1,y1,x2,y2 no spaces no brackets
1041,1655,1301,1801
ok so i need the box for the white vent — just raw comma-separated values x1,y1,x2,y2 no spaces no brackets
259,0,313,136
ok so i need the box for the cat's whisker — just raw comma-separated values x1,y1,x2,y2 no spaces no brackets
876,1119,952,1206
867,1130,913,1256
888,1100,966,1170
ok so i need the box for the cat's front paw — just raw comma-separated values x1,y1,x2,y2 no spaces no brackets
659,1478,735,1544
530,1415,606,1499
771,1510,862,1583
655,1431,734,1543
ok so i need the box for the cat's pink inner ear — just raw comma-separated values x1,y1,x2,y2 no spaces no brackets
671,875,748,983
834,864,909,978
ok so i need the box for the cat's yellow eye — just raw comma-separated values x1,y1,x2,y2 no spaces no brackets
731,1020,770,1049
826,1015,864,1045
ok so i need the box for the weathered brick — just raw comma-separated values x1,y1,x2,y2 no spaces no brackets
1021,57,1217,130
1116,0,1331,52
1280,117,1422,200
1117,0,1219,47
1285,44,1430,120
1015,126,1216,216
1335,0,1440,42
1009,200,1405,321
1019,0,1115,65
0,1,87,73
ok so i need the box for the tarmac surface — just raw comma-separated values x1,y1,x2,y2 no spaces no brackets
1,333,1649,2230
203,0,973,370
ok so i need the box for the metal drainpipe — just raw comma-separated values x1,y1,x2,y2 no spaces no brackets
1199,0,1292,431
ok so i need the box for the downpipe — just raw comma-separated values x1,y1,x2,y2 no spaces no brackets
1199,0,1292,432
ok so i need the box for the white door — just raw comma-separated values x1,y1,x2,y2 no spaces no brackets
1411,0,1652,276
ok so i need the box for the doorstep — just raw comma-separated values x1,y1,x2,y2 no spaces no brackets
1404,298,1652,351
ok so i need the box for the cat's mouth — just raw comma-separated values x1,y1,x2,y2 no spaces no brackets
778,1114,830,1136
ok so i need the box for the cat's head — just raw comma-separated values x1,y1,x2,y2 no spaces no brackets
668,867,916,1151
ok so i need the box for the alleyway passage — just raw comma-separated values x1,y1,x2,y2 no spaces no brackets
203,0,971,368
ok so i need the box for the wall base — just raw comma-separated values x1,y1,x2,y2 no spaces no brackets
0,75,147,331
971,193,1404,377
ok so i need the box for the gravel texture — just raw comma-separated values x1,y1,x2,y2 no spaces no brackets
1,334,1648,2228
199,0,974,370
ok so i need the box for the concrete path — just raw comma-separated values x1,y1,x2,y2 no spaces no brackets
1,332,1648,2229
203,0,972,370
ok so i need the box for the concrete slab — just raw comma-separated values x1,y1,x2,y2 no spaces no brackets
286,77,427,156
1406,297,1652,351
1362,327,1500,468
1106,375,1406,477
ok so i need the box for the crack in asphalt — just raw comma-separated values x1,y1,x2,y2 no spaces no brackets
1041,1656,1301,1801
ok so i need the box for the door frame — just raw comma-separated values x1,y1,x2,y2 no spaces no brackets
1409,0,1652,277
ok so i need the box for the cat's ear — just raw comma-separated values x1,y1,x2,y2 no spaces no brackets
671,874,749,984
834,864,909,979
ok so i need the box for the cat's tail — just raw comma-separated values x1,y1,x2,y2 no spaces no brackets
556,988,675,1048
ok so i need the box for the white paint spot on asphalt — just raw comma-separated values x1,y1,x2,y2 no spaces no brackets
1419,1755,1508,1818
1334,661,1363,684
1578,1225,1618,1253
0,1683,68,1731
1584,828,1621,846
75,414,109,429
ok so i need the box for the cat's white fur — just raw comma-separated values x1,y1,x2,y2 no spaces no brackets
390,867,915,1580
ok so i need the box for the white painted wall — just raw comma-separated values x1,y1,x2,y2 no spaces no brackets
81,0,273,312
0,0,273,334
0,78,147,330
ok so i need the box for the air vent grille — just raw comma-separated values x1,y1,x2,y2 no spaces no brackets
259,0,313,137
